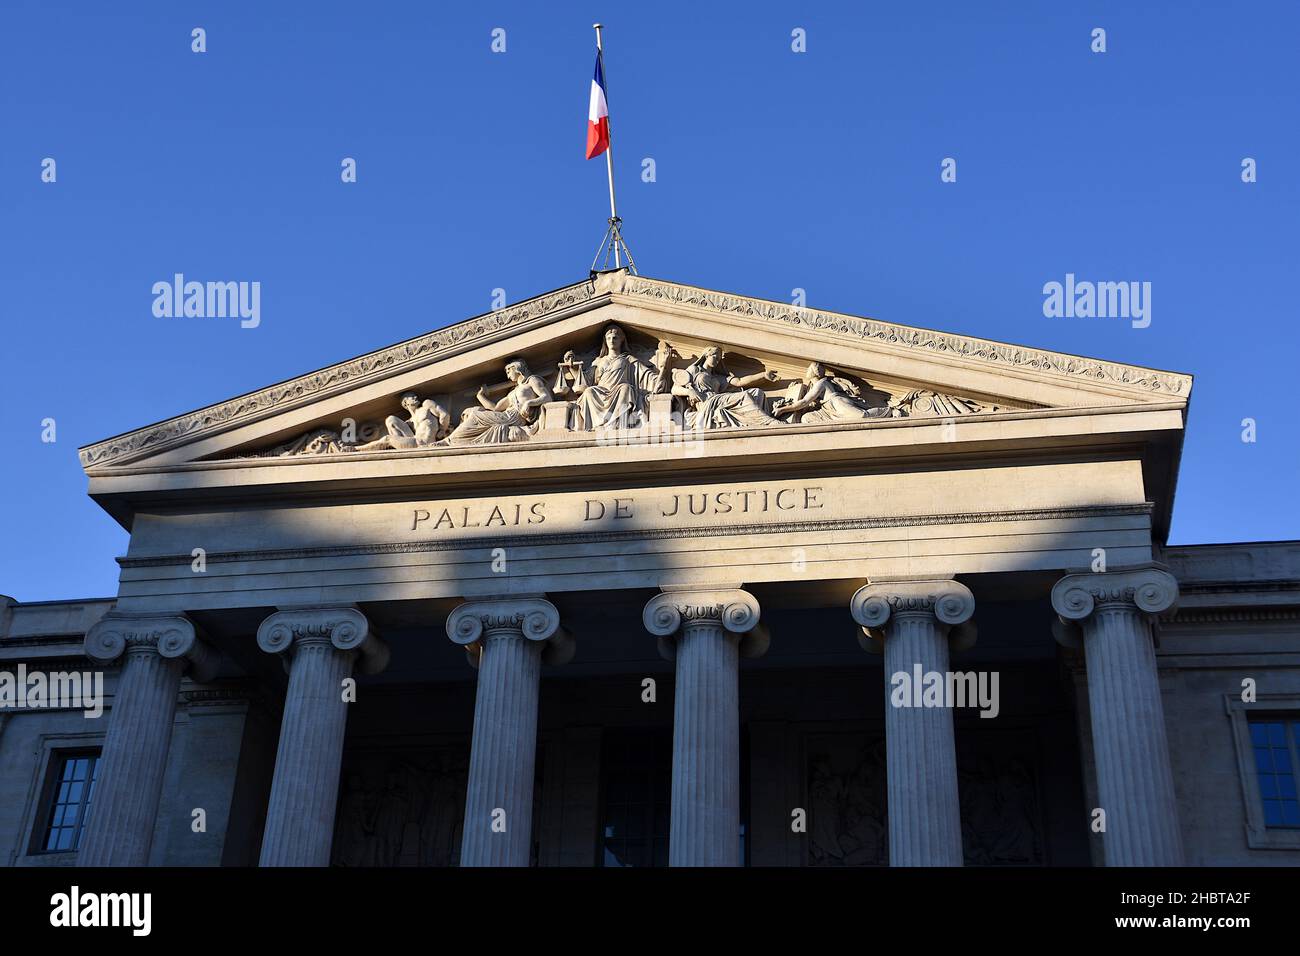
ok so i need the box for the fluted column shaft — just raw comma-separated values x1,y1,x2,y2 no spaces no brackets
644,587,763,867
672,619,740,866
448,596,567,867
464,628,542,866
81,645,183,865
852,578,975,867
1053,564,1183,866
884,613,963,865
258,606,386,867
80,613,216,866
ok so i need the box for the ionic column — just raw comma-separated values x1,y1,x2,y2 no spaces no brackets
257,605,388,867
1052,563,1183,866
851,578,975,866
80,612,217,866
447,596,572,867
643,587,766,867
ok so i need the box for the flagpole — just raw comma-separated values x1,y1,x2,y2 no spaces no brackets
593,22,621,269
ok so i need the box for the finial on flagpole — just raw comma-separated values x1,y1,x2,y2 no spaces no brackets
588,22,637,276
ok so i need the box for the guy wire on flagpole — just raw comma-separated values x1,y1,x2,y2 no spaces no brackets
591,22,637,276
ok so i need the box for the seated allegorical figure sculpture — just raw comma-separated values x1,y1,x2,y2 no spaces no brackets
672,345,784,430
350,392,451,451
775,362,901,423
445,357,552,446
563,324,674,431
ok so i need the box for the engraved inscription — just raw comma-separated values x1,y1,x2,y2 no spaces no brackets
408,485,825,533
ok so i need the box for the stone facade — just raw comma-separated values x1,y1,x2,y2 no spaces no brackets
2,273,1296,866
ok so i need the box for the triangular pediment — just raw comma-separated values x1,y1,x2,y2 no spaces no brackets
79,271,1192,474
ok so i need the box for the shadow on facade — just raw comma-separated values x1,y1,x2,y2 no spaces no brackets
282,509,1115,867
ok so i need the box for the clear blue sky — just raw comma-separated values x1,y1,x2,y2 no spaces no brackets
2,1,1296,601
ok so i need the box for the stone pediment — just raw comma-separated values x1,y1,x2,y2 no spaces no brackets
78,270,1192,473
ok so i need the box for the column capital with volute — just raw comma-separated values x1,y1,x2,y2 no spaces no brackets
256,604,389,674
446,595,574,667
850,577,977,653
85,610,218,681
643,586,760,635
643,586,767,660
1051,562,1179,628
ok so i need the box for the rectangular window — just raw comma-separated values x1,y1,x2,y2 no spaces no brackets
599,729,672,867
36,750,100,853
1249,720,1300,828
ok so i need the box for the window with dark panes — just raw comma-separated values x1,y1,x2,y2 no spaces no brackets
37,751,100,853
1250,720,1300,827
599,729,672,866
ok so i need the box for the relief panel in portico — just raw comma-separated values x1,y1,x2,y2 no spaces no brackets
805,731,1045,866
331,746,469,867
229,323,1002,460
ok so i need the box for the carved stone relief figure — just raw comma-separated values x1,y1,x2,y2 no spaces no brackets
894,388,993,417
807,739,888,867
332,750,469,867
806,735,1042,867
269,427,353,457
418,750,469,866
372,765,417,865
672,345,785,430
565,325,674,431
235,334,1007,458
445,357,552,446
333,772,379,866
958,754,1042,865
350,392,450,452
776,362,901,424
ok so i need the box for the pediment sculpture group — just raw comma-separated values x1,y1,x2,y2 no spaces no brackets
267,324,988,456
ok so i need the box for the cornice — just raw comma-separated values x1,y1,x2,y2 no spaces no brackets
78,278,606,470
1162,608,1300,624
618,276,1191,398
86,401,1189,480
180,686,275,711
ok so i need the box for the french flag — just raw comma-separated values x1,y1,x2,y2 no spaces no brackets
585,52,610,160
